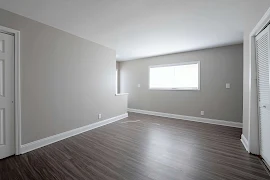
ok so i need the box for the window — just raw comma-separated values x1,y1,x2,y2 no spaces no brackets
149,62,200,90
116,70,118,93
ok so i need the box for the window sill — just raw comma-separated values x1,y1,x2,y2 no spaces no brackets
115,93,129,96
149,88,200,91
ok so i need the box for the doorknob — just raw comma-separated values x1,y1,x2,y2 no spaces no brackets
263,105,266,108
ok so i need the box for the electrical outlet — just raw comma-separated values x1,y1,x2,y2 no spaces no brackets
201,111,204,116
98,114,102,119
226,83,230,89
138,84,141,88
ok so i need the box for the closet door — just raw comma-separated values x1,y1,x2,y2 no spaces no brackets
255,24,270,167
0,33,15,159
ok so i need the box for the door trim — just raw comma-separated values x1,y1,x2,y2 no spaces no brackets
0,25,21,155
249,7,270,155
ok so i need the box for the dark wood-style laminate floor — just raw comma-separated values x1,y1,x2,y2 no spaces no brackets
0,112,269,180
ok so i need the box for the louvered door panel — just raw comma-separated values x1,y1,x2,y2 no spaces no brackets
256,25,270,167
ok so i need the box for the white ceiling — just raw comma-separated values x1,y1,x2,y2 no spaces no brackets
0,0,268,60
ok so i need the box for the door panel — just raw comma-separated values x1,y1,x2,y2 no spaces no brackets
256,25,270,166
0,33,15,159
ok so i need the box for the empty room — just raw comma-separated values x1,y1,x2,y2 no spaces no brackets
0,0,270,179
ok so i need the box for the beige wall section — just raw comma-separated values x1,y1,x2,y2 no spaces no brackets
242,2,270,139
120,44,243,123
0,8,127,145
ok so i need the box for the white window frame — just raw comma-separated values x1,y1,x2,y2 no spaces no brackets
148,61,200,91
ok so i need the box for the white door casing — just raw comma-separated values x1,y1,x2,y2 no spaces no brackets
255,25,270,166
0,32,15,159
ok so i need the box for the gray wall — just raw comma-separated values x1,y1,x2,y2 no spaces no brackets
120,44,243,123
0,8,127,145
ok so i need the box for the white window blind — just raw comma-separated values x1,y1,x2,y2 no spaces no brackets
149,62,200,90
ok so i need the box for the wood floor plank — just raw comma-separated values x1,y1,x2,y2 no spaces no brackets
0,112,269,180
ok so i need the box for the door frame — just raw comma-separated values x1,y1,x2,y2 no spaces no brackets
249,7,270,155
0,25,21,155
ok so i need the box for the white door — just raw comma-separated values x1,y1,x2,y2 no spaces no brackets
0,32,15,159
255,25,270,167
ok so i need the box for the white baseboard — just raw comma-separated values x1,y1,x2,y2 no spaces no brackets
262,154,270,170
128,108,242,128
241,134,249,152
20,113,128,154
